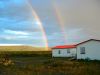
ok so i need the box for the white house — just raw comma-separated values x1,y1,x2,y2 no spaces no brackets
52,45,76,57
52,39,100,60
76,39,100,60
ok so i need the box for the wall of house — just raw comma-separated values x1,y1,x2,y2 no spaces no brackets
71,48,77,57
52,48,76,57
77,41,100,60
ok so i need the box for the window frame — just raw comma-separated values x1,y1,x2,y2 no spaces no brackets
58,50,61,54
80,47,85,54
67,49,70,53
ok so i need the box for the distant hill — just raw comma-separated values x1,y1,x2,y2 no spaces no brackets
0,46,51,51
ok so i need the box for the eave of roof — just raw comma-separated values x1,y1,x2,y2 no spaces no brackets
52,45,76,49
52,39,100,49
76,39,100,46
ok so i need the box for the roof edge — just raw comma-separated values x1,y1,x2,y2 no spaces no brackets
76,39,100,46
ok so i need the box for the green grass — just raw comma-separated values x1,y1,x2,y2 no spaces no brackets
0,51,100,75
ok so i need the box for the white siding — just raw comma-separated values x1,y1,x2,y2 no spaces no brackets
52,48,76,57
71,48,77,57
77,41,100,60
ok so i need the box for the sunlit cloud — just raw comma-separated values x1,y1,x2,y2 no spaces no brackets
0,44,24,46
3,29,30,35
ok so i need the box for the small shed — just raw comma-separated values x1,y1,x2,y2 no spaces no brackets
76,39,100,60
52,45,76,57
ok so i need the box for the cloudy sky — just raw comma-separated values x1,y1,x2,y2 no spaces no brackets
0,0,100,47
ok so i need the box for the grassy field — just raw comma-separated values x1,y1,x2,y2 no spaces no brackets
0,51,100,75
0,46,51,51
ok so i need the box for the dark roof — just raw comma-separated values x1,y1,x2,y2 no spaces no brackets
76,39,100,46
52,45,76,49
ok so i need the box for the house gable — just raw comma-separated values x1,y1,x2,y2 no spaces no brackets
76,39,100,46
76,39,100,60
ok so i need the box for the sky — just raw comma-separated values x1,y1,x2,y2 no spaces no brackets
0,0,100,47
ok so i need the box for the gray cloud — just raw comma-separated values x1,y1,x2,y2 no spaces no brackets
0,0,100,47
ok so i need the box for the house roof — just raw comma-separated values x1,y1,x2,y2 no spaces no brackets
52,45,76,49
76,39,100,46
52,39,100,49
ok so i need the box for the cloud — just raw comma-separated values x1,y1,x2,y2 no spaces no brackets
0,44,24,46
0,28,48,47
0,17,42,33
0,0,100,47
3,29,30,35
0,29,30,40
0,35,30,40
0,29,43,40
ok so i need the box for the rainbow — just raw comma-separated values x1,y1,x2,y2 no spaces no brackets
53,2,67,44
26,0,49,50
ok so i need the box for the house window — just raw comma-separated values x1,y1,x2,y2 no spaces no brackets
58,50,61,54
80,47,85,54
67,49,70,53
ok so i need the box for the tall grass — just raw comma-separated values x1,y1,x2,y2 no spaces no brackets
0,51,100,75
